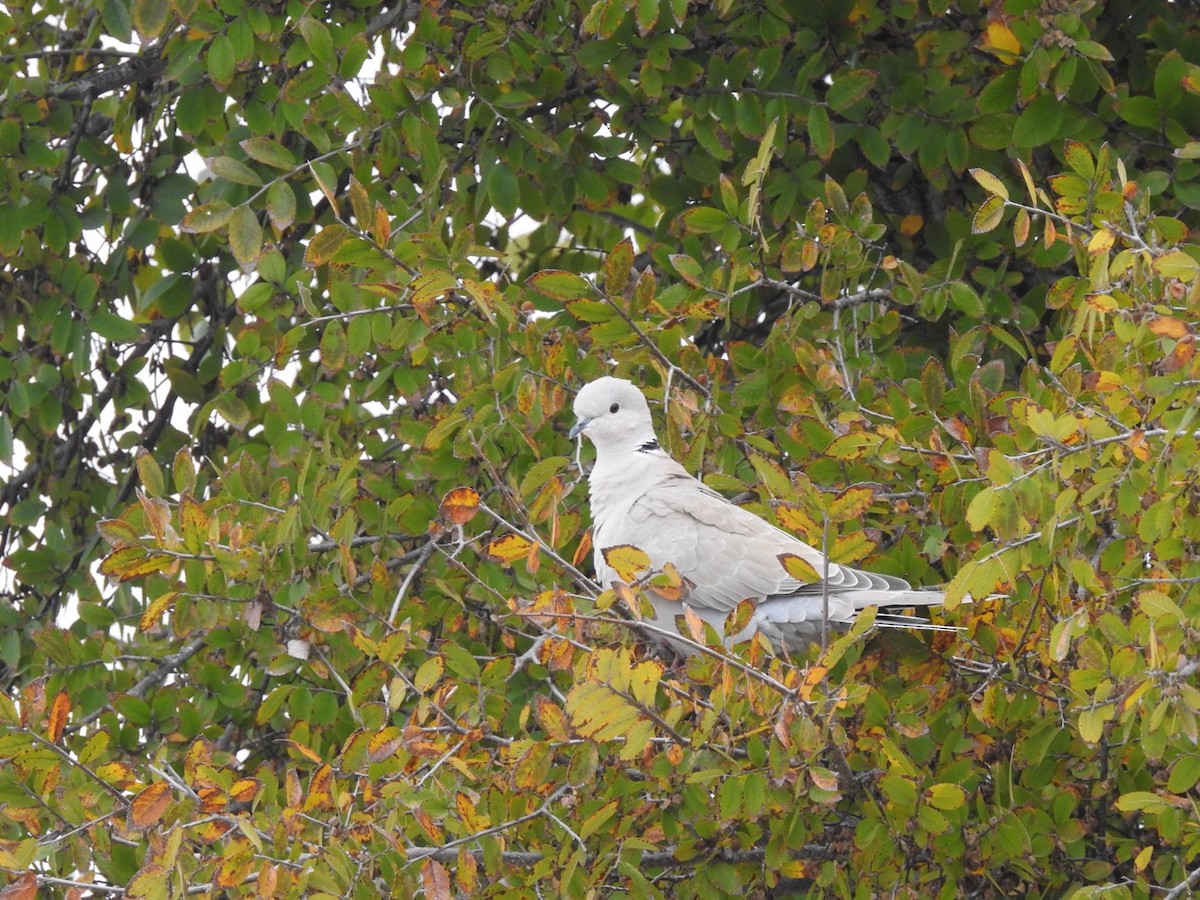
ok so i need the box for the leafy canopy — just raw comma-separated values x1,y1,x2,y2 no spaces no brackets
2,0,1200,896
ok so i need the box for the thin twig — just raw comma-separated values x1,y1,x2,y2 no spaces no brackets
388,538,436,625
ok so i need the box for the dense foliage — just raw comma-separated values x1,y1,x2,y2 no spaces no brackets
3,0,1200,895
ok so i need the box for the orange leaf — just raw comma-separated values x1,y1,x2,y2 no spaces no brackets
46,690,69,743
572,528,593,568
1127,430,1151,462
413,807,443,843
534,696,569,741
421,859,453,900
800,663,829,700
258,862,279,899
944,416,974,444
0,872,37,900
129,782,172,829
1148,315,1192,339
229,778,261,804
285,769,302,808
438,487,481,525
198,786,227,813
1160,335,1196,373
683,606,707,644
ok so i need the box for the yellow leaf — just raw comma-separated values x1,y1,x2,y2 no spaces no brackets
413,655,444,692
136,448,165,497
826,485,875,522
302,764,333,811
1134,845,1153,873
484,533,534,564
601,544,651,582
968,167,1009,200
778,553,821,583
925,782,968,810
971,195,1006,233
966,486,996,531
982,22,1021,63
99,547,175,581
367,727,404,762
1015,157,1038,204
1087,228,1115,255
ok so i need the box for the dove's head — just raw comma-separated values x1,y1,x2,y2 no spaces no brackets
569,377,656,451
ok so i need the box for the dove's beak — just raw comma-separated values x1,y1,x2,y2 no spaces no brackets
568,417,590,440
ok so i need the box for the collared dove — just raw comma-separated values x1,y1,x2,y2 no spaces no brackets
569,376,950,652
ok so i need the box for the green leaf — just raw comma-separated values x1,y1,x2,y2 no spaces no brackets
777,553,820,583
132,0,169,39
413,655,444,692
826,70,876,111
676,206,730,234
320,321,347,373
208,155,262,186
241,137,296,169
298,17,335,70
1012,95,1064,148
227,205,263,268
807,105,834,161
1074,40,1113,61
266,181,297,231
926,783,968,811
486,162,520,217
1117,96,1160,129
180,201,233,234
1153,249,1200,279
305,224,352,265
1115,791,1170,813
635,0,658,34
102,0,132,42
91,311,143,343
670,254,705,287
1167,756,1200,794
527,269,594,301
207,33,235,87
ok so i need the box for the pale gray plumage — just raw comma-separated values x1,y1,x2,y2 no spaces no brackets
570,376,948,652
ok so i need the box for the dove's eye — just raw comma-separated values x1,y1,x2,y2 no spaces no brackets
609,402,620,413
